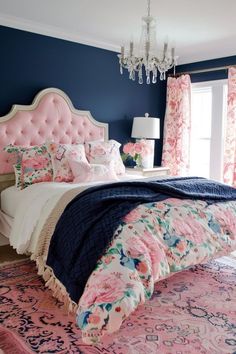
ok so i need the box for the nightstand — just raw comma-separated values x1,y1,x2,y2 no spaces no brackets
125,166,170,178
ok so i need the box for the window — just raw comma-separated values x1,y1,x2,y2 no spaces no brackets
190,80,227,181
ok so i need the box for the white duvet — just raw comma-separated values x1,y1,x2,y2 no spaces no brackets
9,175,144,254
10,182,76,253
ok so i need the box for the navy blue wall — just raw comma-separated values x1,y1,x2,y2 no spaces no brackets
1,24,235,166
0,25,166,165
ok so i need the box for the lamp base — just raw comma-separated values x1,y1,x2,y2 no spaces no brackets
137,139,155,169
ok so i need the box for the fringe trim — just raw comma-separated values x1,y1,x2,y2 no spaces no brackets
35,256,78,314
31,187,91,317
32,188,83,261
81,329,109,345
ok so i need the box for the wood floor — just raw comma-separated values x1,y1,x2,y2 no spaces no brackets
0,244,28,264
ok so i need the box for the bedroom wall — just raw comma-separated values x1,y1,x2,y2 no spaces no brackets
0,25,166,165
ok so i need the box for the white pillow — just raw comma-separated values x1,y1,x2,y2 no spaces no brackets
85,140,125,175
68,159,119,183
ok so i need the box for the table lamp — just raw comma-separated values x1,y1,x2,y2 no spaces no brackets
131,113,160,168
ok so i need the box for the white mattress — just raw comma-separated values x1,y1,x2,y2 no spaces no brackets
1,185,25,218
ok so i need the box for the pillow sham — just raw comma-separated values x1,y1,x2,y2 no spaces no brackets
5,144,53,189
20,146,53,189
47,142,88,182
4,144,27,166
68,159,119,183
85,140,125,175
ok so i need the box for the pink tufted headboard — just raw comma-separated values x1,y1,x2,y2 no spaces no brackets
0,88,108,174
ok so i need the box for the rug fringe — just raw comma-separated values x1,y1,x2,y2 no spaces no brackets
35,256,78,314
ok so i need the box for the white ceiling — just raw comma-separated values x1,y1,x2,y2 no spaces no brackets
0,0,236,64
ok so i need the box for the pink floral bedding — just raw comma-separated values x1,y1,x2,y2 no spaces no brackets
76,197,236,344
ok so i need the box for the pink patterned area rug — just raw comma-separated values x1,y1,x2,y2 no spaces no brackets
0,258,236,354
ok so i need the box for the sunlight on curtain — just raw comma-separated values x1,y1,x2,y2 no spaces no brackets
161,75,191,176
223,67,236,187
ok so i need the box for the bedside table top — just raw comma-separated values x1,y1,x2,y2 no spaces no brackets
126,166,169,172
125,166,170,177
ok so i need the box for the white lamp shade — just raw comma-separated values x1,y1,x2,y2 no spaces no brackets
131,116,160,139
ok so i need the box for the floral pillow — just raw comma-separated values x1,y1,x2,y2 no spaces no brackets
4,144,53,189
4,144,27,166
20,146,53,189
47,142,88,182
67,159,119,183
13,163,22,189
85,140,125,175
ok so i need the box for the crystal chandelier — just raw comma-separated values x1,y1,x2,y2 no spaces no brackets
118,0,178,84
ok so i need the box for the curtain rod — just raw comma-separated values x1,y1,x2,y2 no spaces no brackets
168,64,235,77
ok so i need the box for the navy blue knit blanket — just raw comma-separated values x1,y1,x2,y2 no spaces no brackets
46,176,236,303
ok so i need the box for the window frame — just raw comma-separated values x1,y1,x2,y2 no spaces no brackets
191,79,227,181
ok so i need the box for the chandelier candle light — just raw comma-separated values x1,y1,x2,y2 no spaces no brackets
118,0,178,84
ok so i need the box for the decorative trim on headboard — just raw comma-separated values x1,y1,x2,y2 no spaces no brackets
0,87,109,174
0,87,109,137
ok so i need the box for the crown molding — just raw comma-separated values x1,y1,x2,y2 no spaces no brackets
2,13,234,66
0,12,120,53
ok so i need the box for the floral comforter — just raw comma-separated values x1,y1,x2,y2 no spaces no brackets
77,197,236,344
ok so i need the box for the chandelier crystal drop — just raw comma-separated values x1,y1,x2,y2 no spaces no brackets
118,0,178,84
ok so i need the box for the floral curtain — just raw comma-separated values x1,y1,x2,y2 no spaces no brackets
162,74,191,176
223,67,236,187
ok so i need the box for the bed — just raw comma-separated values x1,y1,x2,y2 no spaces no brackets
0,87,109,240
0,88,235,346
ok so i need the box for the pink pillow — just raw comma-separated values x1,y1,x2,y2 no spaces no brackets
68,159,119,183
47,142,88,182
85,140,125,175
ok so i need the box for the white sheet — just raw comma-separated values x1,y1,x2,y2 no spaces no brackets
1,174,144,219
9,174,145,254
1,185,25,218
0,210,14,238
